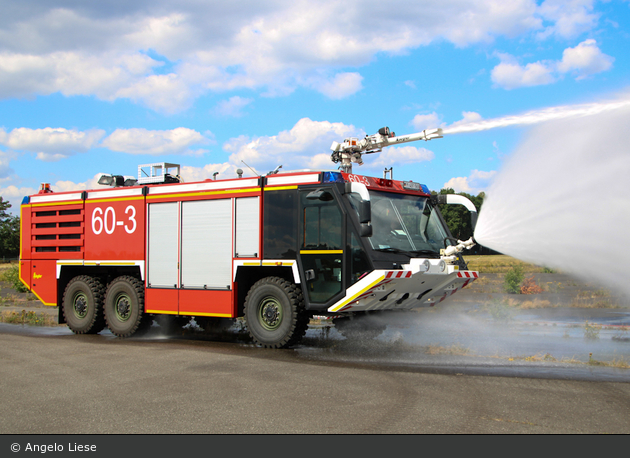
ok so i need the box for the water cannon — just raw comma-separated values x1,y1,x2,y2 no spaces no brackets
331,126,443,173
441,236,476,263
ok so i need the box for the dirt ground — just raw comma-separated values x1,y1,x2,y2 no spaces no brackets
453,272,629,308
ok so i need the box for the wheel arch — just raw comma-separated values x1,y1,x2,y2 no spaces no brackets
235,265,296,318
57,265,144,324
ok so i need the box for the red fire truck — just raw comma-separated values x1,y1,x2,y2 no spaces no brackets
19,127,479,348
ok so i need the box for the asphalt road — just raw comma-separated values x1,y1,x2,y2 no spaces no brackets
1,323,630,434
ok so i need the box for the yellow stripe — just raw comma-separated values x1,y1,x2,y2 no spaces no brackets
264,186,298,191
146,310,232,318
18,206,30,292
300,250,343,255
87,196,144,204
19,205,24,263
147,187,260,200
329,274,385,312
83,261,137,266
30,200,83,207
29,288,57,307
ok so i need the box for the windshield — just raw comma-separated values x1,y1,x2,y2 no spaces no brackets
353,191,451,254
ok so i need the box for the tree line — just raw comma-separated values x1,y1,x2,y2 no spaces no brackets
0,198,19,260
434,188,499,255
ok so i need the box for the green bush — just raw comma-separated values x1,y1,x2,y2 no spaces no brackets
0,264,29,293
485,298,513,322
504,265,524,294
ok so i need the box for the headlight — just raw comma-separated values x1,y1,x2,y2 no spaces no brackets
422,260,431,272
438,260,446,272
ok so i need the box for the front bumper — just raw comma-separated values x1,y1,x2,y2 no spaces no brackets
328,258,478,313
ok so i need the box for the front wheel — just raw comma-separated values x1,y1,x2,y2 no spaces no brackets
244,277,308,348
104,276,151,338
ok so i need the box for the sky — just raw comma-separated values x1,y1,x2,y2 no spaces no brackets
1,0,629,214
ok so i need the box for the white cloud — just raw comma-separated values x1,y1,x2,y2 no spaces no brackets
491,39,613,89
0,184,37,214
0,51,162,97
410,112,443,131
536,0,599,40
114,73,195,114
0,127,105,161
0,151,14,179
180,163,238,182
371,146,435,168
101,128,211,155
449,111,484,128
213,96,254,117
307,72,364,99
491,59,556,89
223,117,359,173
443,169,496,194
0,1,589,111
443,176,474,193
556,39,614,79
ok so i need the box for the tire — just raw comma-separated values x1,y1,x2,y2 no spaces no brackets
62,275,106,334
244,277,309,349
104,276,151,338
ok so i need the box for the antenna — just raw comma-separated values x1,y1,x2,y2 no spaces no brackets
241,160,260,177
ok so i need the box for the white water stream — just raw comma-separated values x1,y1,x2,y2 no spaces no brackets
453,94,630,296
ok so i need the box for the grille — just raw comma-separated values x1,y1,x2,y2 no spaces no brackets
31,205,84,254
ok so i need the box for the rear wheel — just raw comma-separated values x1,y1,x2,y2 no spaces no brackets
62,275,106,334
104,276,151,337
244,277,308,348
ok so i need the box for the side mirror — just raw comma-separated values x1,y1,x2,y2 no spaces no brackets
306,189,334,201
360,223,372,237
359,200,371,224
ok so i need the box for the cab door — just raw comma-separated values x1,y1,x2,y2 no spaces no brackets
298,188,345,307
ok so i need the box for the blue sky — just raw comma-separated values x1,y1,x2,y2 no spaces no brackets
1,0,629,213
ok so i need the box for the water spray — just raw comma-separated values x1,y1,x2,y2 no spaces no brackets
442,97,630,135
470,95,630,297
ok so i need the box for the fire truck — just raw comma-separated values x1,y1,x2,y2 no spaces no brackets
19,126,479,348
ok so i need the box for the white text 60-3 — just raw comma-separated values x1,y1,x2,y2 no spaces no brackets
92,206,137,235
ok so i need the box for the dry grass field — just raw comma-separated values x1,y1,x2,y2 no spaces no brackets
464,255,552,274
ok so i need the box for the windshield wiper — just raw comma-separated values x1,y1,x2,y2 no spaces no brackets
409,249,440,257
374,248,440,258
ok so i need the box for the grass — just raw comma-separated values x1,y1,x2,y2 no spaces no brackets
0,310,58,326
465,255,552,274
583,321,602,340
425,343,473,356
0,263,28,293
